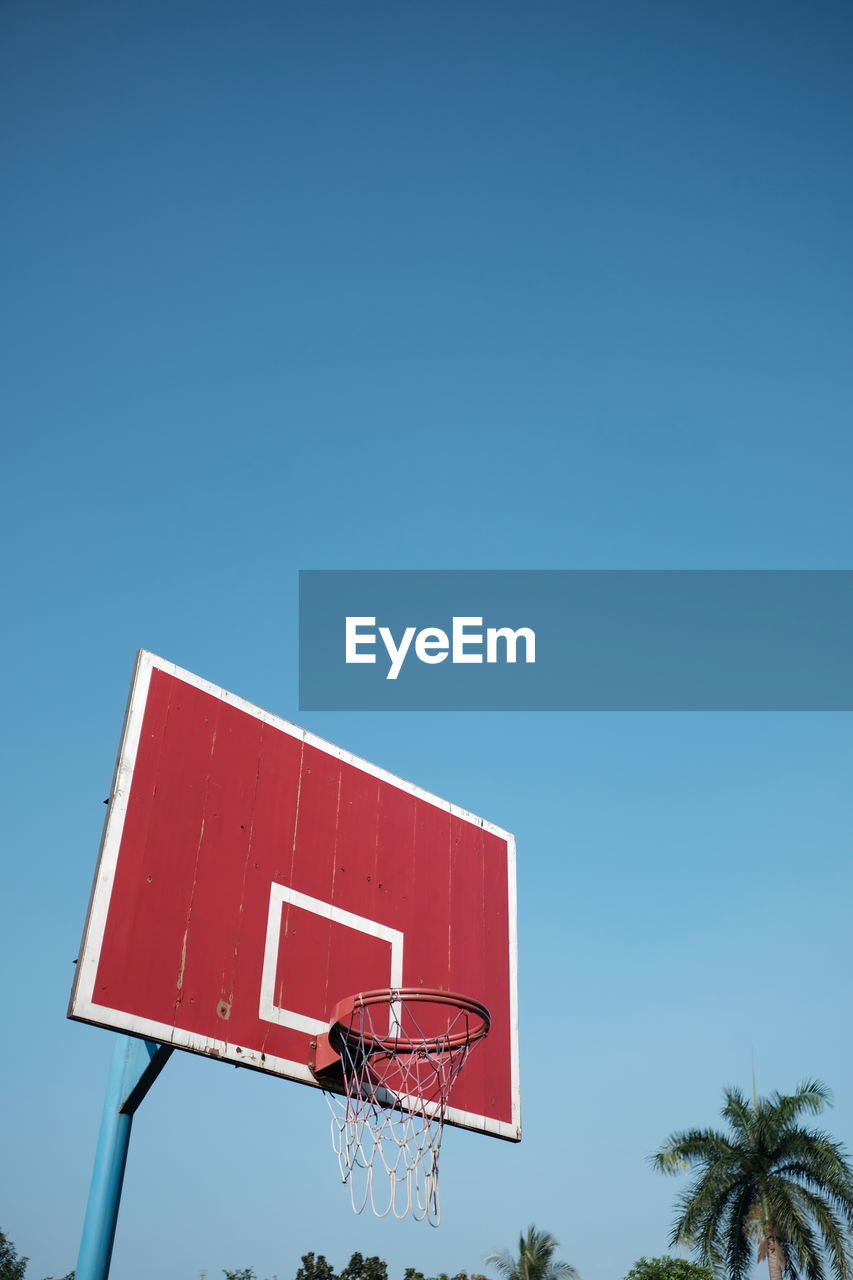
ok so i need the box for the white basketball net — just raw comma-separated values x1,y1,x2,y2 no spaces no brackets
323,992,488,1227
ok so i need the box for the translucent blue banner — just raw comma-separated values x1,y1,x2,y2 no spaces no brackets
299,570,853,710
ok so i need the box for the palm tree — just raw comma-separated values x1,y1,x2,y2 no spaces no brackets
485,1225,579,1280
652,1080,853,1280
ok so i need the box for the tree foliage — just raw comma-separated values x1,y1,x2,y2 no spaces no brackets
653,1079,853,1280
289,1254,387,1280
625,1258,713,1280
0,1233,28,1280
341,1255,387,1280
295,1257,336,1280
225,1252,389,1280
485,1226,579,1280
404,1271,468,1280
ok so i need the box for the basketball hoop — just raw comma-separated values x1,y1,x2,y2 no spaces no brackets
310,988,490,1226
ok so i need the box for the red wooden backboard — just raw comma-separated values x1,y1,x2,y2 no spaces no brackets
70,652,520,1141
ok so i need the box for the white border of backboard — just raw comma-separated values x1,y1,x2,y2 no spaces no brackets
69,650,521,1141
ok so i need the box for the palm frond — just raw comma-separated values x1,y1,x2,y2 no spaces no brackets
722,1180,758,1280
653,1129,738,1175
549,1264,580,1280
484,1251,518,1280
782,1180,853,1280
485,1227,578,1280
721,1088,754,1140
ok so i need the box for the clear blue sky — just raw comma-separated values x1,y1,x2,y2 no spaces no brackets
3,3,853,1279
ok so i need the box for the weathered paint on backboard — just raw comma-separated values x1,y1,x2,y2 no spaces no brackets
70,652,520,1141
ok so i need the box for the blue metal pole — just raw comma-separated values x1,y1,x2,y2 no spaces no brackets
76,1036,172,1280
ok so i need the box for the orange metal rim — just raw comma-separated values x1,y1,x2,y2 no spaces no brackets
331,987,491,1055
